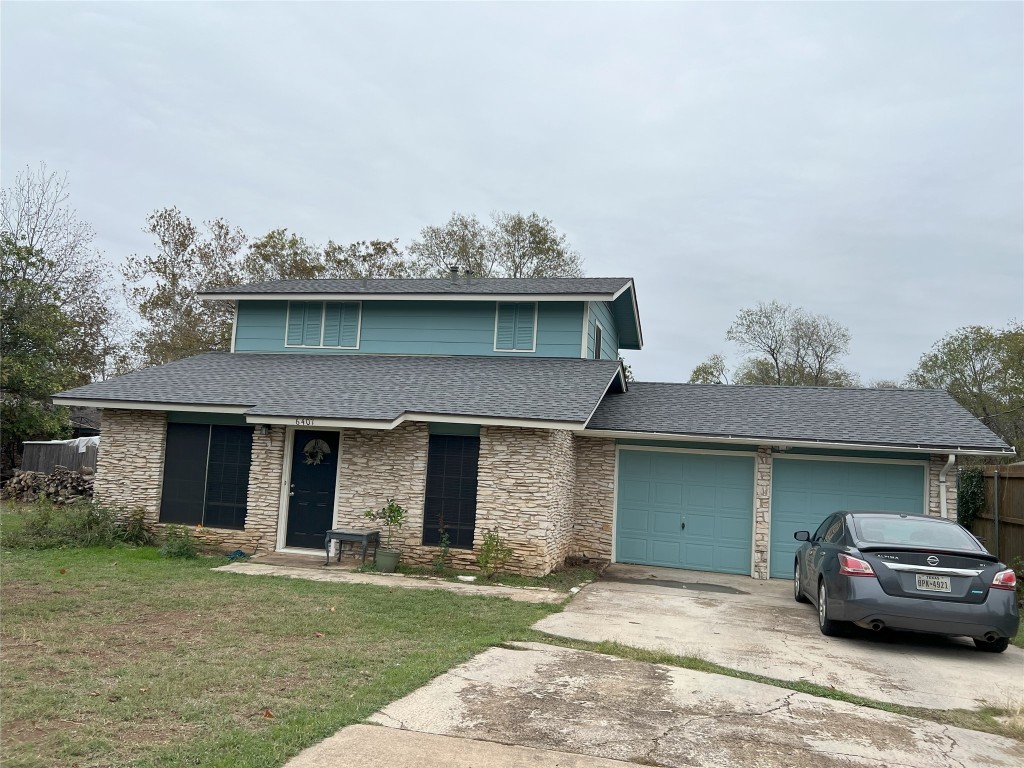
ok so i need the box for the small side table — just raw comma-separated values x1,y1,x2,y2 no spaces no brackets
324,528,380,566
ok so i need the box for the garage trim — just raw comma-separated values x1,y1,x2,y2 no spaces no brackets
612,444,759,575
766,453,929,579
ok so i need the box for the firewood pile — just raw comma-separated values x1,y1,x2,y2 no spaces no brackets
1,466,95,504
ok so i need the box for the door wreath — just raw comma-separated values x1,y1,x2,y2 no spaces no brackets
302,438,332,465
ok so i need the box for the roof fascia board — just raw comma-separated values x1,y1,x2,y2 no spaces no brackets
581,428,1014,456
247,412,585,431
198,292,623,303
51,398,251,414
582,369,630,429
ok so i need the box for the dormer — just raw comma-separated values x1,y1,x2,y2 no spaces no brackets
199,277,643,360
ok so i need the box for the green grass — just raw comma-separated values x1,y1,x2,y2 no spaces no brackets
0,545,560,768
1013,622,1024,649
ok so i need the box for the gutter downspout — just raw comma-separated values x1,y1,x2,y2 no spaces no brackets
939,454,955,520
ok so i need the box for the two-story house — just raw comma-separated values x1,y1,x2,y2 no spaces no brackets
54,276,1011,579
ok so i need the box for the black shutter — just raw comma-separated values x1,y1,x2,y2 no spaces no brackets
423,435,480,549
159,424,209,524
203,426,253,529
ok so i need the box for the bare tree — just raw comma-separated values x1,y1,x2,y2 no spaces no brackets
0,163,121,380
712,301,857,387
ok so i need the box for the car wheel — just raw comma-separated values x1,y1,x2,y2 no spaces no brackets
794,561,809,603
817,579,840,636
973,636,1009,653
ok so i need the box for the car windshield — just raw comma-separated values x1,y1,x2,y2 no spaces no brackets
851,515,980,550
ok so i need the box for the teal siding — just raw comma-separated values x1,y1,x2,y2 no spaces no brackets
234,300,585,357
769,458,927,578
587,302,619,360
616,449,754,575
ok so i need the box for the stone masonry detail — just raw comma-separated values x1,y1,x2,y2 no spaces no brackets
753,446,772,580
571,436,616,560
245,424,286,552
94,409,167,519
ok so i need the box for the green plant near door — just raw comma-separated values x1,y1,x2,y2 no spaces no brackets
476,527,514,578
364,498,406,572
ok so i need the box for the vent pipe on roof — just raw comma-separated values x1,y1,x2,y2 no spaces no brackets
361,276,368,288
463,268,473,285
448,265,459,283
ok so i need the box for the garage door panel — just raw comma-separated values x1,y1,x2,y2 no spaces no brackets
616,450,754,575
769,458,925,578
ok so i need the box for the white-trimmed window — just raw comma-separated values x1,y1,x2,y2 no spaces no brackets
286,301,361,349
494,302,537,352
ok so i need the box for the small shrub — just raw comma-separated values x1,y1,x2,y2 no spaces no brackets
957,467,984,530
159,525,198,559
364,498,406,549
476,527,513,579
117,508,154,546
432,529,452,573
2,499,118,549
1010,557,1024,606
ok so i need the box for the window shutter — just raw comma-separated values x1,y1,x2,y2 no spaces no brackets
322,303,343,346
286,302,306,346
513,303,535,350
495,303,517,350
302,302,324,346
339,302,360,347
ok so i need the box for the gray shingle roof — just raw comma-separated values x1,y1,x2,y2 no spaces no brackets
199,277,632,297
586,382,1011,452
54,353,624,424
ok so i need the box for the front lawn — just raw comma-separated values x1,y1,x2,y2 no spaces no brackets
0,545,560,768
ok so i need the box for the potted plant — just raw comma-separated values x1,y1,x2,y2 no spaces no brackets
364,498,406,572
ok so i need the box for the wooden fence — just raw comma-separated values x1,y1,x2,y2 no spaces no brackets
21,440,99,475
970,464,1024,565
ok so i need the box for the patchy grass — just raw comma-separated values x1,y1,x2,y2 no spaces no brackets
1012,621,1024,649
528,635,1024,743
394,563,601,593
0,545,560,768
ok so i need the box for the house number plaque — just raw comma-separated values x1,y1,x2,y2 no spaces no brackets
295,417,315,426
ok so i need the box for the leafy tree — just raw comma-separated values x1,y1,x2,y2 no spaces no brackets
689,353,729,384
122,207,245,366
320,238,425,279
240,228,322,282
1,163,121,381
409,211,583,277
694,301,857,387
907,323,1024,455
0,235,81,465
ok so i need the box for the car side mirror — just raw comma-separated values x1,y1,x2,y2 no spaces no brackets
794,531,810,542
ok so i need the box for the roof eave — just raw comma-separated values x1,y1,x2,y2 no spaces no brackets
198,291,626,303
581,428,1014,456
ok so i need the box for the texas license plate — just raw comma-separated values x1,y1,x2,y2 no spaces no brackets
916,574,951,592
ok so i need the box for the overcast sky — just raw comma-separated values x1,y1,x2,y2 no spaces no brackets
3,1,1022,383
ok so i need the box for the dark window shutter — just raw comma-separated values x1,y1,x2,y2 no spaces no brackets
422,435,480,549
203,426,253,529
159,424,209,524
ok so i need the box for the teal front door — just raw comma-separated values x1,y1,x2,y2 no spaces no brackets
615,450,755,575
769,458,926,578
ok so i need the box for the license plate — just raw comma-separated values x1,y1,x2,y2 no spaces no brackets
916,574,951,592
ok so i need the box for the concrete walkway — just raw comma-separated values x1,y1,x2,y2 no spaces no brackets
212,562,566,604
291,642,1023,767
534,564,1024,710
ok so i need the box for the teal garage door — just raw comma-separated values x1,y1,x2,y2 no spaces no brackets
769,458,926,578
616,450,754,575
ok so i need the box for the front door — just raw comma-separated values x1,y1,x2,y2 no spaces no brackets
285,430,340,549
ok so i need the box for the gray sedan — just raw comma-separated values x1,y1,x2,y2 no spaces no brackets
793,511,1019,652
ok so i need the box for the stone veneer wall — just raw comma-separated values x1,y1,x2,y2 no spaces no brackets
333,422,430,558
928,454,959,520
752,446,772,580
244,425,287,553
570,436,616,560
474,426,578,575
94,409,167,519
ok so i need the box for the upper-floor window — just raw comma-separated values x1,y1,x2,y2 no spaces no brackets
286,301,361,349
494,302,537,352
593,322,604,359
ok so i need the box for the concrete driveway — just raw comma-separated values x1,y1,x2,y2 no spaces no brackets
534,564,1024,711
289,642,1023,768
